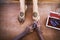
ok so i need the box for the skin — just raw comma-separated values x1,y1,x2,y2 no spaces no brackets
0,2,60,40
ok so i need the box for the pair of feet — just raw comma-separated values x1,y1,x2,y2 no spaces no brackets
19,0,39,23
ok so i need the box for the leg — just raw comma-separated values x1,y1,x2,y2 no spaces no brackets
18,0,26,23
33,0,40,21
